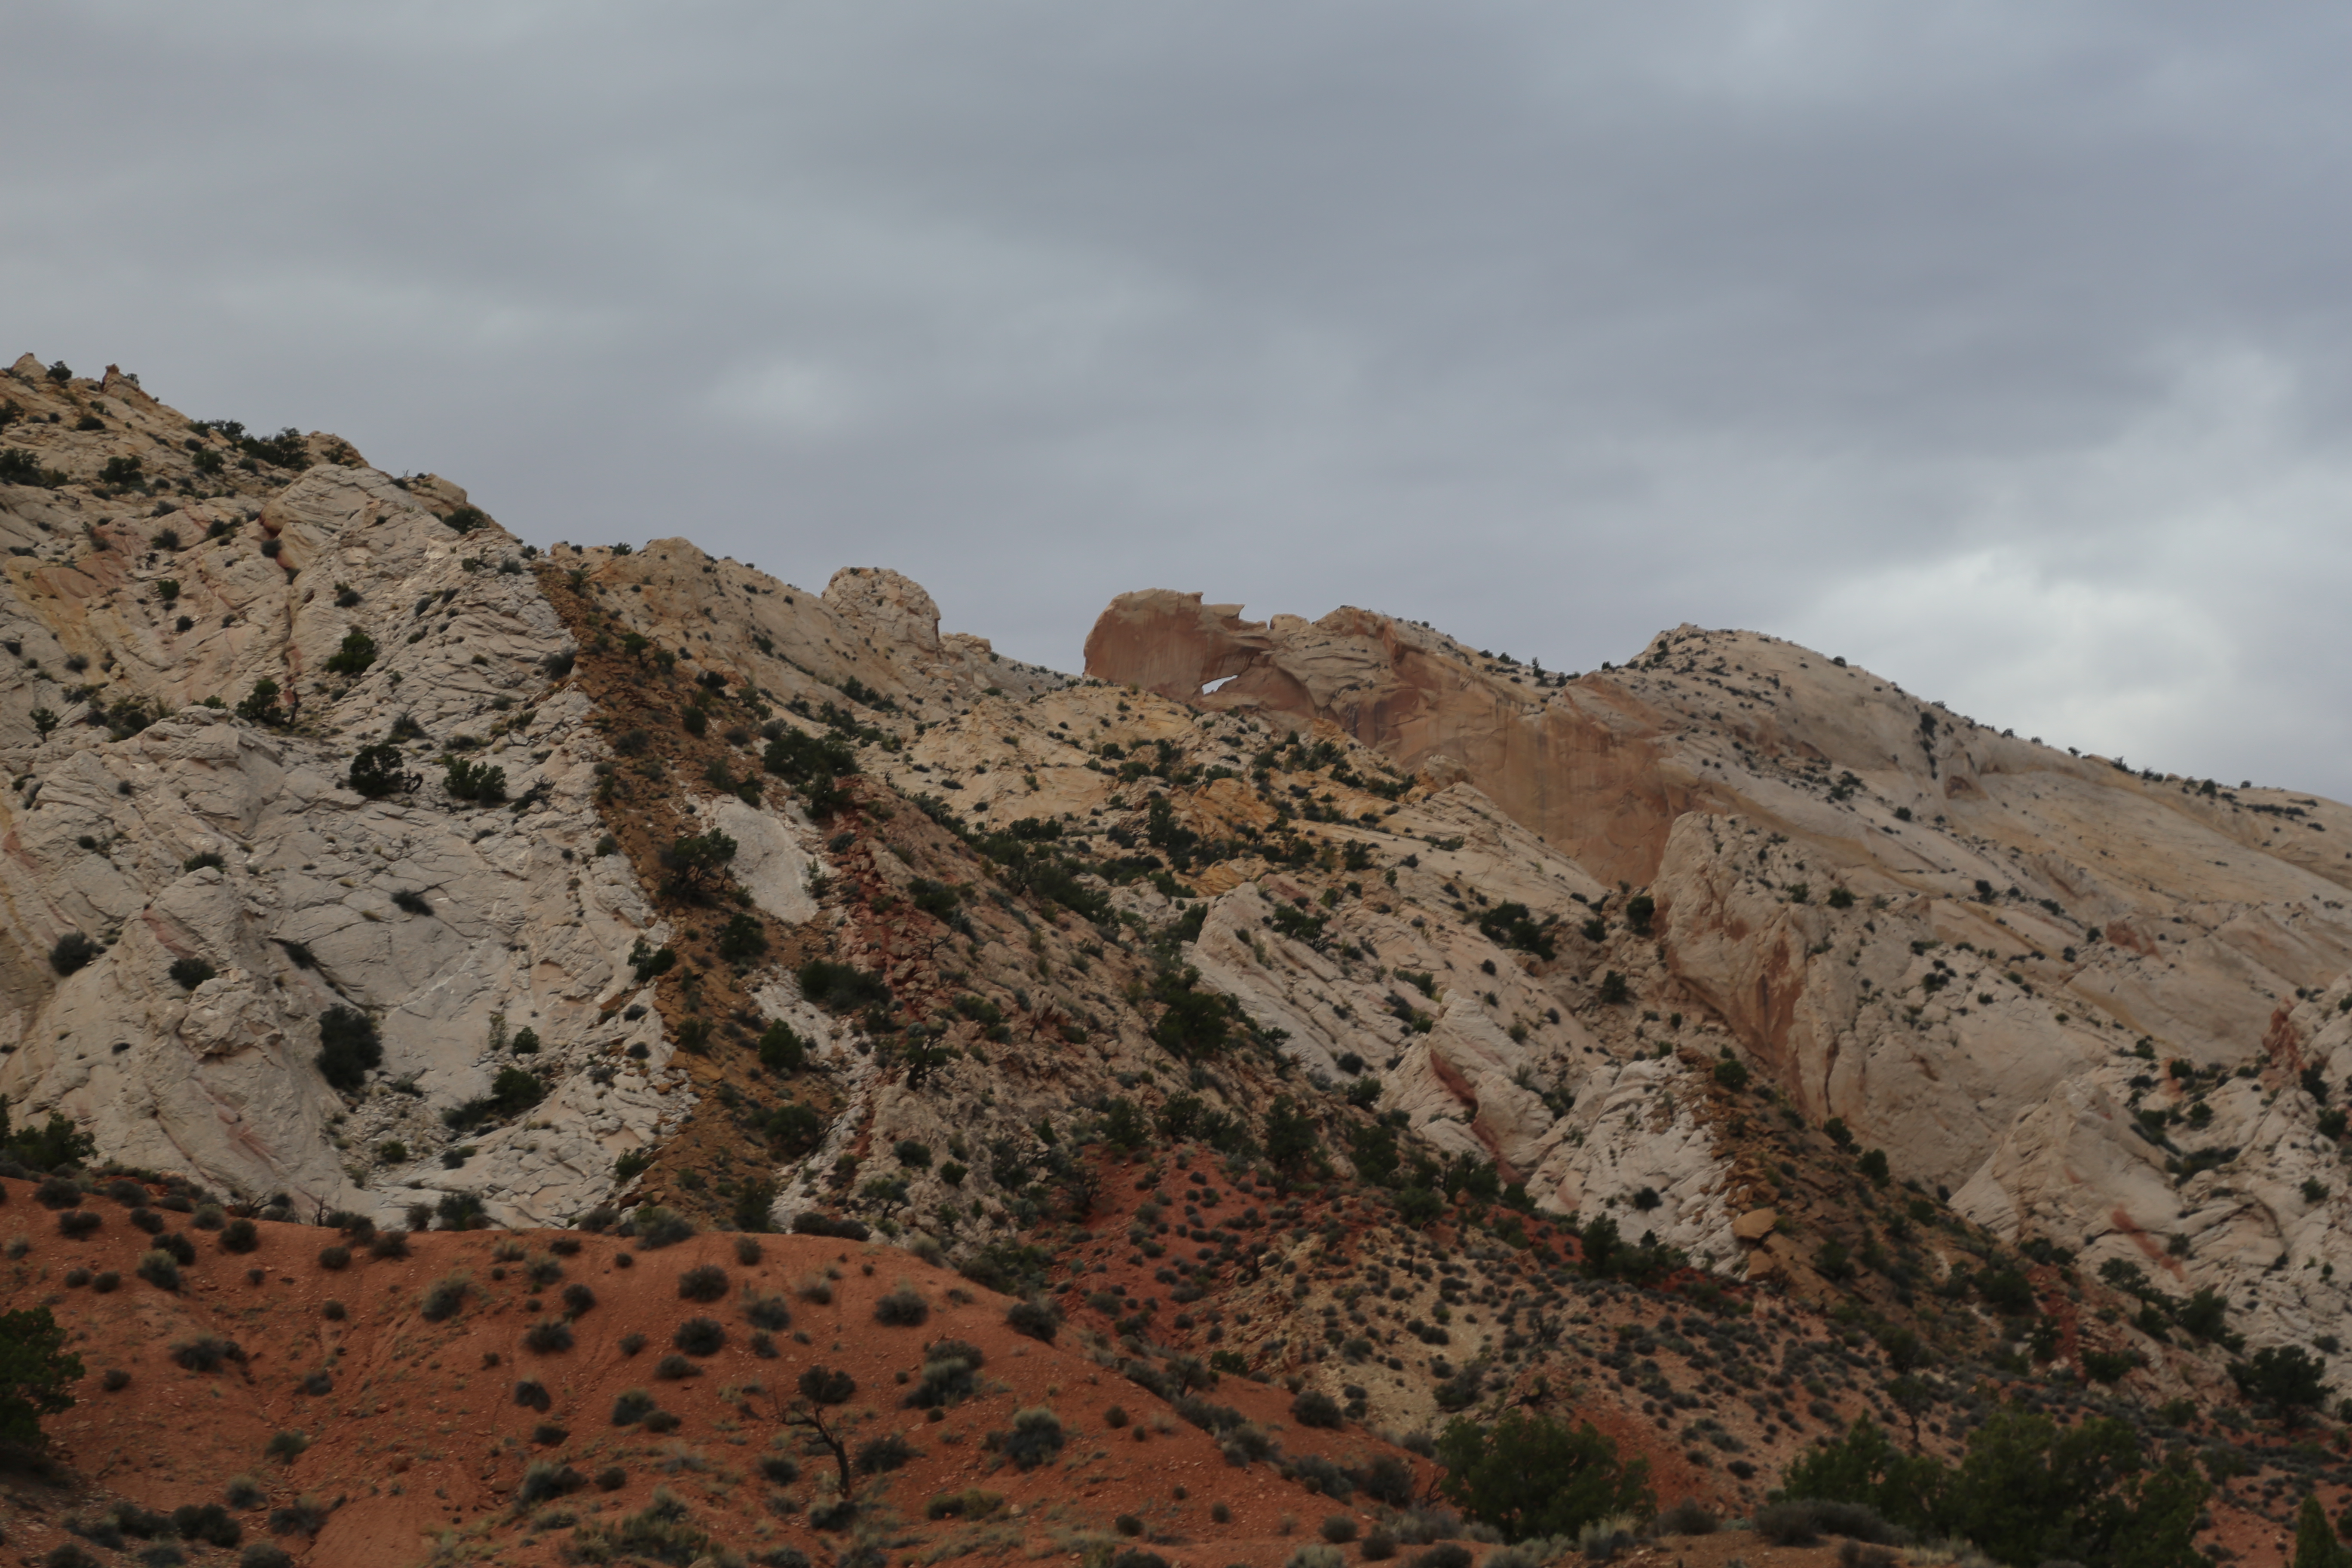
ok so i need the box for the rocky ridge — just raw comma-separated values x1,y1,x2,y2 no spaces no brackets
10,361,2352,1563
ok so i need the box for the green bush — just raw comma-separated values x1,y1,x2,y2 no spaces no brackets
1782,1412,2208,1568
2232,1345,2329,1413
717,913,766,963
49,931,99,977
419,1274,469,1323
875,1286,930,1327
763,1103,824,1155
168,956,217,990
1476,902,1558,959
524,1319,574,1354
677,1265,728,1303
1001,1406,1065,1469
659,829,738,897
441,1067,543,1132
1433,1408,1653,1542
1291,1389,1343,1428
322,630,377,676
315,1006,382,1093
797,959,890,1014
797,1366,856,1405
235,678,285,726
754,1022,806,1073
346,743,418,798
0,1307,83,1448
443,756,508,803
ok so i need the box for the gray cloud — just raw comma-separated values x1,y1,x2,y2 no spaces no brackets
9,1,2352,793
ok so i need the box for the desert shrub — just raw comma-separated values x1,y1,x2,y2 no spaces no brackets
908,1340,986,1408
519,1460,585,1504
172,1501,239,1547
368,1229,409,1259
796,958,891,1014
1293,1389,1344,1428
858,1433,917,1473
171,1335,243,1372
220,1217,258,1253
1357,1455,1416,1508
524,1319,575,1354
1289,1549,1346,1568
562,1282,596,1316
346,742,418,799
58,1209,101,1239
1006,1297,1060,1343
1753,1503,1824,1546
674,1317,725,1356
875,1284,930,1326
1409,1549,1472,1568
619,1332,647,1356
1434,1409,1653,1543
742,1292,791,1331
225,1476,266,1507
514,1378,553,1412
443,756,508,804
323,629,377,676
1654,1500,1717,1535
760,1454,802,1485
612,1389,658,1425
265,1430,309,1461
317,1244,349,1271
419,1274,469,1322
1323,1515,1361,1544
629,1205,695,1249
677,1263,729,1302
655,1353,700,1381
799,1365,856,1405
49,930,100,976
1362,1531,1398,1561
315,1005,382,1093
168,956,217,990
241,1546,296,1568
1002,1406,1066,1469
266,1495,326,1537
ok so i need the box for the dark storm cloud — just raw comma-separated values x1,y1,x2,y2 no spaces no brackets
8,2,2352,793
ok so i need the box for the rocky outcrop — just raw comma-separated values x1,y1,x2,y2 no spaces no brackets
1085,595,2352,1384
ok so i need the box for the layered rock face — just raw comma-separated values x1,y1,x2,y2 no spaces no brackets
14,349,2352,1420
0,362,1057,1228
1087,595,2352,1375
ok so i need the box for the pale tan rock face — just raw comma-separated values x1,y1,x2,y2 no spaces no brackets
1084,594,2352,1385
0,361,1110,1229
1084,592,1717,887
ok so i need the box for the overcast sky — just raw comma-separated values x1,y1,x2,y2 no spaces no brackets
9,3,2352,796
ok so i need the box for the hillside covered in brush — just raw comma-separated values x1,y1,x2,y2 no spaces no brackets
9,355,2352,1567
